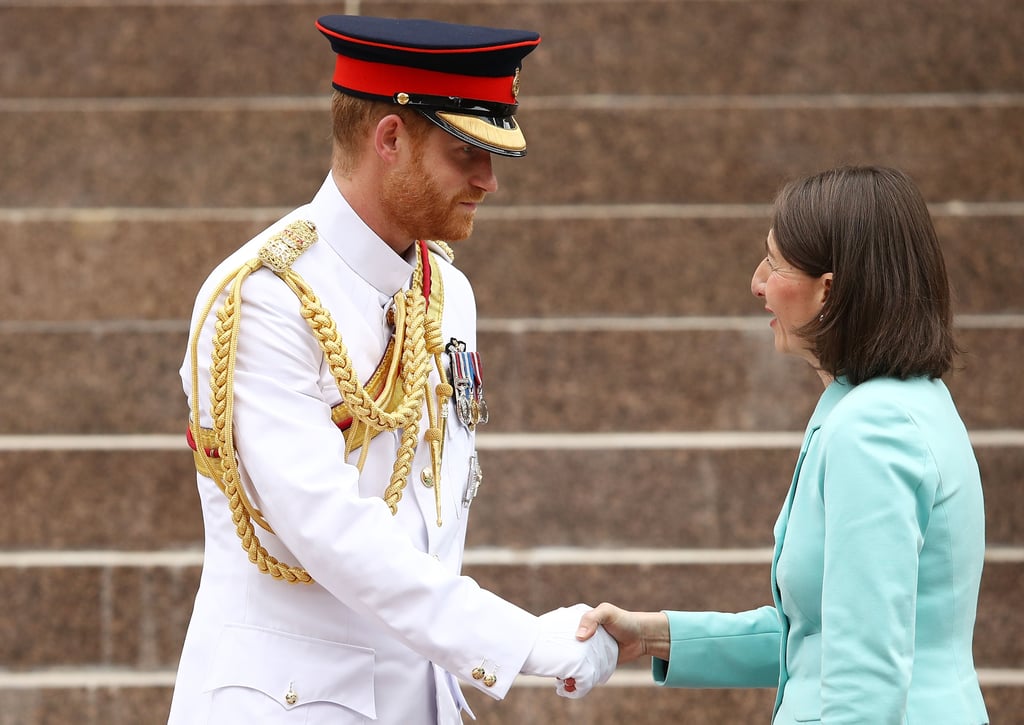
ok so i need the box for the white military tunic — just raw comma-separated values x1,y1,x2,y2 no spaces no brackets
168,175,540,724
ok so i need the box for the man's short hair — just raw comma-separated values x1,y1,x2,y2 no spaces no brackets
330,91,431,172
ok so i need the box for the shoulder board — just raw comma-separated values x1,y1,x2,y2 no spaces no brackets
257,220,319,273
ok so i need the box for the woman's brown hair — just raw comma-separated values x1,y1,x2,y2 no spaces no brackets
771,165,956,384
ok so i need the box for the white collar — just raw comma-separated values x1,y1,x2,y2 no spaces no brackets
307,174,415,300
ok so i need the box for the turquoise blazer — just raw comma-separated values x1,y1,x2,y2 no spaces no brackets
653,377,989,724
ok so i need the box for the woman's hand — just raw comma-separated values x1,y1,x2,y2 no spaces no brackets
575,603,670,664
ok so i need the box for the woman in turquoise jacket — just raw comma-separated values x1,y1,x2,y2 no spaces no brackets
577,166,989,723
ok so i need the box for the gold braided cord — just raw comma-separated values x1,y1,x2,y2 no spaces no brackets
280,273,430,514
284,274,429,433
424,364,452,526
189,259,269,535
188,258,312,584
418,270,450,524
420,252,450,524
189,262,254,481
188,228,453,584
211,271,313,583
282,244,450,517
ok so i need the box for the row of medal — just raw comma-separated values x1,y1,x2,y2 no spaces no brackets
445,338,489,430
427,339,487,510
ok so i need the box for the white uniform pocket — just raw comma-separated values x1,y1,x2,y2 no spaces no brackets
203,624,376,723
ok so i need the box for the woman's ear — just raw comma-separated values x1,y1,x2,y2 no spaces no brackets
819,272,833,304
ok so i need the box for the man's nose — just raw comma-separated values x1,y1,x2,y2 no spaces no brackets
473,153,498,193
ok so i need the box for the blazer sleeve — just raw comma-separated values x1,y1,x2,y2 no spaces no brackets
652,605,781,688
818,404,933,722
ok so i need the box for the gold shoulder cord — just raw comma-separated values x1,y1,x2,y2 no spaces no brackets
188,221,453,584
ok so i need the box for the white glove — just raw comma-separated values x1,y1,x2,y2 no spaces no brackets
521,603,618,699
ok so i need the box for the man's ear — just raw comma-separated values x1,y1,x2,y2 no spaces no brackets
373,114,405,162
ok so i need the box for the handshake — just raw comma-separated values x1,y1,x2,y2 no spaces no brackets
519,603,623,699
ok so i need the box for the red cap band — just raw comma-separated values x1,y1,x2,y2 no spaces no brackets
333,55,516,105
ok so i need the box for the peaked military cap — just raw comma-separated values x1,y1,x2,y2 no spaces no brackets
316,15,541,157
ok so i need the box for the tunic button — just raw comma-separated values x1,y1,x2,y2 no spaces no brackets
483,673,497,687
285,683,298,705
471,667,485,680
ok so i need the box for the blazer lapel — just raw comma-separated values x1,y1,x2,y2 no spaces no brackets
770,379,851,719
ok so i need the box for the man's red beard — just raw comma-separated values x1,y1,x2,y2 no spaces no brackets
380,148,485,243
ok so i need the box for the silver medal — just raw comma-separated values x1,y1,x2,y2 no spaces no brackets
463,452,483,508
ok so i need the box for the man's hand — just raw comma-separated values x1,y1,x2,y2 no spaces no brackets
521,604,618,698
576,602,670,664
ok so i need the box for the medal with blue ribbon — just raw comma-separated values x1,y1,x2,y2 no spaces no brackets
445,338,489,430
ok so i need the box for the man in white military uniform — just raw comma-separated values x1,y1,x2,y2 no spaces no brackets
167,13,617,725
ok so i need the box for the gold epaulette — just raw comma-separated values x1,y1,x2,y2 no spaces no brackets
258,219,318,272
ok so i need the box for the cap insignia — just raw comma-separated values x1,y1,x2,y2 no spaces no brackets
511,68,521,100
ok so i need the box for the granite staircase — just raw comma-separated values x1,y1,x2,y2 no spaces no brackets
1,1,1022,722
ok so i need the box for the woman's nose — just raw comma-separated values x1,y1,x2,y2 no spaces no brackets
751,258,768,297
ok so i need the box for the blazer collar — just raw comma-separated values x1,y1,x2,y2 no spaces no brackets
803,376,853,443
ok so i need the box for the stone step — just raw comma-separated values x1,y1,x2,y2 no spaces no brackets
1,2,1019,723
0,327,1020,435
2,104,1022,207
2,445,1021,550
467,683,1024,725
0,683,1021,725
1,561,1020,669
2,1,1021,98
1,213,1021,321
470,445,1024,549
0,450,202,551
